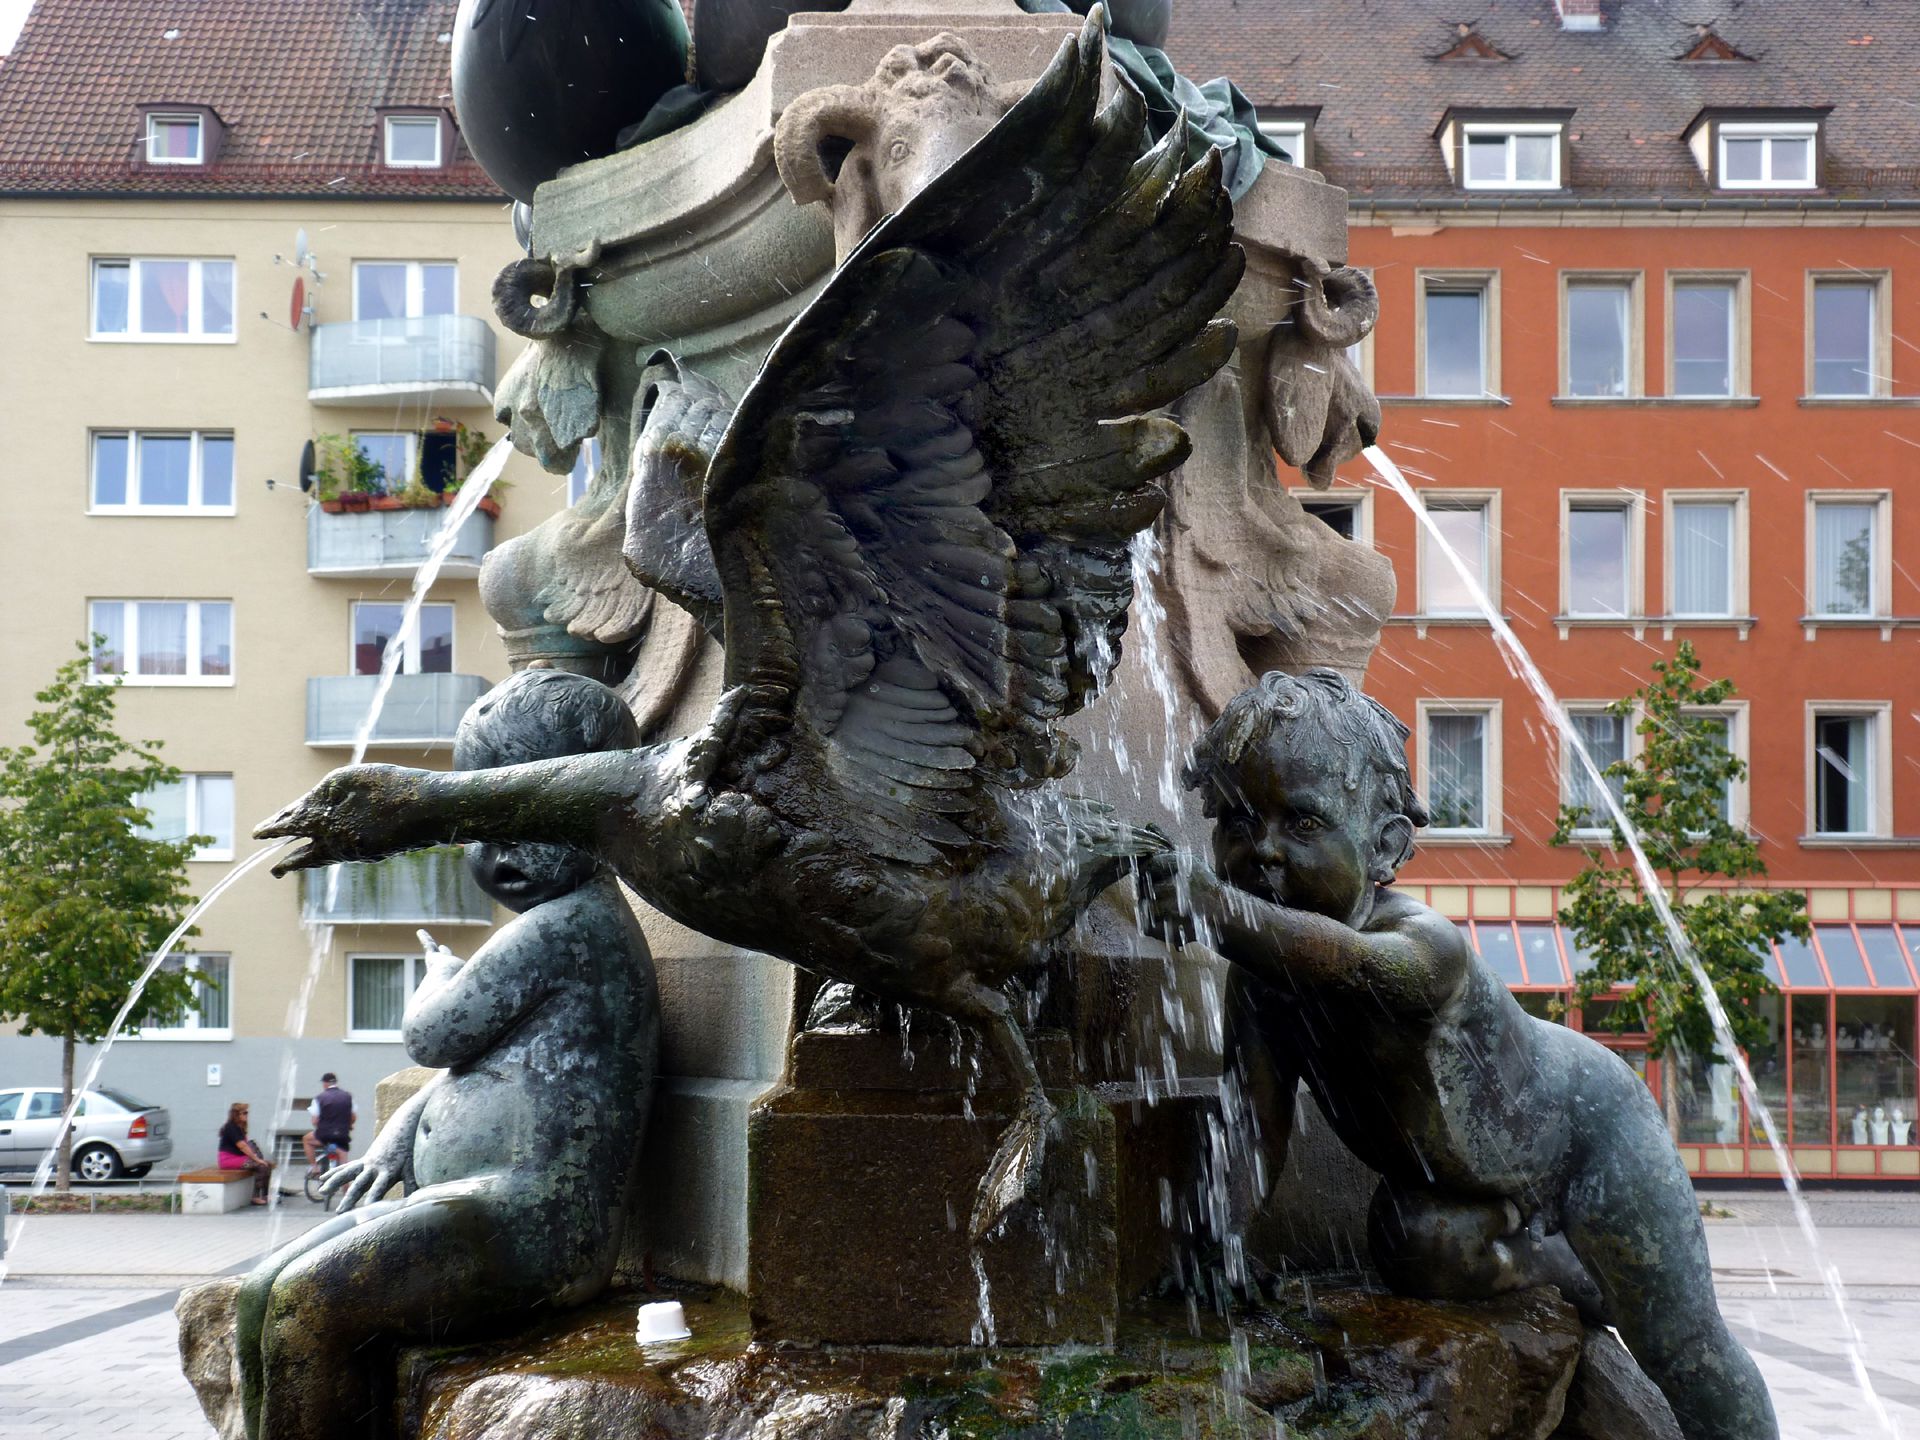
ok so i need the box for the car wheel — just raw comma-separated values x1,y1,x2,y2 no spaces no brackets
73,1144,123,1183
123,1164,152,1179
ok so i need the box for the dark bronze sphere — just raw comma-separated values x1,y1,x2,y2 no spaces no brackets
452,0,691,204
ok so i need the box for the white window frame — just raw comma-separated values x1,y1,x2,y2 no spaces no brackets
347,953,426,1042
1417,271,1499,399
1460,122,1562,191
1257,117,1307,167
1288,485,1374,545
1559,272,1643,399
350,600,456,677
144,112,204,165
126,953,231,1041
135,773,236,861
1806,272,1890,399
1661,490,1749,623
1805,702,1892,840
1416,700,1503,837
1418,491,1500,617
88,600,235,686
89,430,236,515
1805,491,1891,621
350,430,418,493
351,261,458,322
383,116,442,169
1684,702,1750,831
1716,122,1817,192
1561,703,1637,839
89,257,235,343
1665,272,1749,399
1559,490,1645,622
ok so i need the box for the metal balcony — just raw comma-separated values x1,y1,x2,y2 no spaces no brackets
300,848,493,927
308,315,496,408
305,672,489,749
306,503,494,580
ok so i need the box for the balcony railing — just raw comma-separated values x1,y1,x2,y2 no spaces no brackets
300,848,493,927
306,503,494,579
308,315,496,408
306,672,489,749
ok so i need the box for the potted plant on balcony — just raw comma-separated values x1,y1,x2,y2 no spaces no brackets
311,434,386,512
436,421,506,519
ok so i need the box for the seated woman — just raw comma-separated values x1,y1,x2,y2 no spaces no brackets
233,670,660,1440
217,1103,274,1206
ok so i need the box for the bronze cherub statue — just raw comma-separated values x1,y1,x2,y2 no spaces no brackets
259,13,1243,1237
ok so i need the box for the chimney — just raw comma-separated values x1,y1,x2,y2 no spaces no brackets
1554,0,1603,31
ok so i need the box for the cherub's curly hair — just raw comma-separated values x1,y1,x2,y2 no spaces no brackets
1183,669,1429,829
454,669,640,771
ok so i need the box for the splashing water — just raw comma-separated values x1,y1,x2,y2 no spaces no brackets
1362,443,1895,1436
0,841,294,1280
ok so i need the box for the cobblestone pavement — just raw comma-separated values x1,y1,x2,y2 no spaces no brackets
0,1194,1915,1439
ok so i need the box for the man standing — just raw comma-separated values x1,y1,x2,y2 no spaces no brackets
302,1073,357,1168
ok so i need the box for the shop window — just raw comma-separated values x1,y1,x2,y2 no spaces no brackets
1748,992,1787,1144
1788,994,1832,1146
1673,1047,1743,1145
352,601,454,676
1836,996,1916,1146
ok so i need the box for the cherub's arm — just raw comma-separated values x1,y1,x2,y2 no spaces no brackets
402,926,557,1070
1141,855,1467,1012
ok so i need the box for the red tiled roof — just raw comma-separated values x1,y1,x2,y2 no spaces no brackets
0,0,502,199
1163,0,1920,203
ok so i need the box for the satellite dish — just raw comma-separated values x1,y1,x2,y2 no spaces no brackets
291,276,307,331
294,228,310,266
298,439,317,493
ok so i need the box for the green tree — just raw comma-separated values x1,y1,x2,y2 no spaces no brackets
1552,641,1807,1135
0,641,206,1190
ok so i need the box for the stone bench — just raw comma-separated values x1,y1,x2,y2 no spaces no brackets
178,1167,253,1214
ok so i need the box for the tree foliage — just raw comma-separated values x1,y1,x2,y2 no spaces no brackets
1552,641,1806,1064
0,641,206,1186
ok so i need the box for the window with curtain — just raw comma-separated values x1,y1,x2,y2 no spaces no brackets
352,601,454,676
135,954,230,1036
1672,282,1736,397
90,258,233,340
1426,712,1489,831
1565,710,1626,830
1421,501,1491,614
353,262,456,322
1671,501,1734,616
1812,281,1875,397
134,774,236,859
1812,501,1878,616
87,600,233,682
1566,504,1631,616
1423,282,1488,397
1688,710,1737,824
144,113,203,164
1812,713,1874,834
350,955,423,1036
1565,282,1631,397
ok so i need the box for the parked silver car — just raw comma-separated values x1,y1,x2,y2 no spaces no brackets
0,1086,173,1181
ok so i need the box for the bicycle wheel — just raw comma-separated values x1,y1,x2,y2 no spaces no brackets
304,1157,332,1207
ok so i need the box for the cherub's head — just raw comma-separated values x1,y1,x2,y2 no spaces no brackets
453,669,641,912
1183,670,1428,922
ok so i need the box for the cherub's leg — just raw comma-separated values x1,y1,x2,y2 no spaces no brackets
252,1195,541,1440
1561,1082,1777,1440
236,1201,403,1440
1367,1181,1605,1323
946,977,1054,1240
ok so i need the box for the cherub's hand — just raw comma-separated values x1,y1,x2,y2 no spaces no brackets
319,1152,404,1213
255,765,424,878
1134,850,1227,948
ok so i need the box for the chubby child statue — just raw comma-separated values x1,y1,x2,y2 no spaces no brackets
1138,669,1774,1440
234,670,660,1440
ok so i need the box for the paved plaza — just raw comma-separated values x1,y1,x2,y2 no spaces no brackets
0,1189,1915,1439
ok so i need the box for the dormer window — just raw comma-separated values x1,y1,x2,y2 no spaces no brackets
1685,109,1828,192
383,114,443,169
1437,110,1570,192
1254,109,1315,168
1719,124,1815,189
145,112,203,165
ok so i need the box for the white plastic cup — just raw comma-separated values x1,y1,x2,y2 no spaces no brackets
635,1299,692,1345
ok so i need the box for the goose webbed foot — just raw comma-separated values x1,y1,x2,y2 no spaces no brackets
970,1088,1055,1241
804,980,889,1034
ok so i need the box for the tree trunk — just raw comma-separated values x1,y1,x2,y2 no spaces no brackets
55,1033,75,1193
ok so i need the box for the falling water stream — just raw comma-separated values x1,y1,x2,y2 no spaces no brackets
1,438,517,1273
1362,442,1895,1435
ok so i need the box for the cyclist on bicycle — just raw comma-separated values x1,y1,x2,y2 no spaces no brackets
302,1072,356,1171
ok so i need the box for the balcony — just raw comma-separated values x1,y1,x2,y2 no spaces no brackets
308,315,496,409
306,672,489,749
307,503,494,580
300,848,493,927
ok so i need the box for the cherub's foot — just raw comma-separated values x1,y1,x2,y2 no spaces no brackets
970,1092,1055,1240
